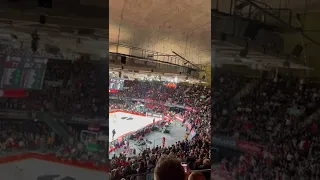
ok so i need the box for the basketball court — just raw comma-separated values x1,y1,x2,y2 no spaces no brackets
109,112,162,142
109,112,190,157
0,158,108,180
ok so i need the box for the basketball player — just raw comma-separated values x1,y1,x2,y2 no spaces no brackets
162,136,166,148
112,129,116,139
152,118,156,130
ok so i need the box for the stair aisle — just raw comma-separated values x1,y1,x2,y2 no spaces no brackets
40,113,71,140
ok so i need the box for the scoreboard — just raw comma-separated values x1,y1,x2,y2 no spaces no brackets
109,78,124,90
0,56,47,90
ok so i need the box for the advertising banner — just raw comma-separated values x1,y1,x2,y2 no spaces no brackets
122,98,193,110
212,136,237,149
212,135,265,154
87,143,99,151
0,89,26,98
175,114,184,122
0,109,36,119
71,115,105,123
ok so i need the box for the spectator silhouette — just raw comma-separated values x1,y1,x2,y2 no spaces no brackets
154,155,185,180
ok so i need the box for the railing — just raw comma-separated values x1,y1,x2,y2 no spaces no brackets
125,169,211,180
109,43,188,67
109,96,196,111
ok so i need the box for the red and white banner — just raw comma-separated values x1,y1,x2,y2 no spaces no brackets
237,140,265,154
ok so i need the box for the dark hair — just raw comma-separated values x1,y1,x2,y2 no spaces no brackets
154,155,185,180
188,172,206,180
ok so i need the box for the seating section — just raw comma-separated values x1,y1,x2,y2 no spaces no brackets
0,59,211,180
213,75,320,179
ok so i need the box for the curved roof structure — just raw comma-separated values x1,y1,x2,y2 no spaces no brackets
212,0,320,70
0,2,108,60
109,0,211,65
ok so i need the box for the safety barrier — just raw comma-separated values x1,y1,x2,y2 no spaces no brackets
146,112,163,119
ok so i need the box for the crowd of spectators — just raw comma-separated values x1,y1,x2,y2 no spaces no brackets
0,119,56,153
0,60,106,117
0,59,211,180
213,73,320,180
5,58,320,179
0,60,108,172
110,82,211,180
0,118,107,169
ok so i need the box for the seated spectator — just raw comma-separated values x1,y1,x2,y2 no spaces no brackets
154,155,185,180
188,172,206,180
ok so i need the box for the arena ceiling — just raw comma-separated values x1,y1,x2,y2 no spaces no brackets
215,0,320,14
266,0,320,76
213,0,320,72
109,0,211,65
0,1,108,60
109,69,202,83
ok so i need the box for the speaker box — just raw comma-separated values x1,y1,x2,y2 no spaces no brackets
121,56,126,64
243,21,261,39
292,44,303,57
